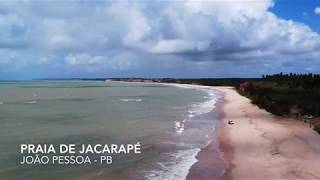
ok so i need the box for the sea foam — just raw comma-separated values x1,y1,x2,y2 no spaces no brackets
24,101,38,104
189,89,220,116
146,84,222,180
145,148,200,180
119,98,142,102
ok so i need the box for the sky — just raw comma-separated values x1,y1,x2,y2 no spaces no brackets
0,0,320,80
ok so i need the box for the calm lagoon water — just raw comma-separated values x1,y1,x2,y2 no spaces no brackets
0,80,223,180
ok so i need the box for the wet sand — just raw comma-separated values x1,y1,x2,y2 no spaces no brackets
186,100,227,180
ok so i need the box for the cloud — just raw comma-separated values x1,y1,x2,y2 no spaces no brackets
65,53,107,65
0,0,319,79
0,49,17,64
315,7,320,15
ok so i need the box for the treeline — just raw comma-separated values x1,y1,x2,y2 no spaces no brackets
162,78,260,87
110,78,260,87
262,73,320,90
239,73,320,134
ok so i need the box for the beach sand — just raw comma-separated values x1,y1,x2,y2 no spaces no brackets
116,82,320,180
212,86,320,180
181,84,320,180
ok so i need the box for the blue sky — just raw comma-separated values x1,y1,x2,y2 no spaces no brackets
0,0,320,80
271,0,320,32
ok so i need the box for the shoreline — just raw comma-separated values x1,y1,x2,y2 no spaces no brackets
217,101,234,180
211,86,320,180
167,83,227,180
186,97,227,180
108,81,226,179
167,83,320,180
110,81,320,179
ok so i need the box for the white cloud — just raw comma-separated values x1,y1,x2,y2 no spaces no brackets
0,0,320,78
149,39,210,54
315,7,320,15
65,53,108,65
64,52,136,71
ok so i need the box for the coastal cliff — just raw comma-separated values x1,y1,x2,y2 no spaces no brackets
237,75,320,134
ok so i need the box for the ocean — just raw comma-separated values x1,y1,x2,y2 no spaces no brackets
0,80,225,180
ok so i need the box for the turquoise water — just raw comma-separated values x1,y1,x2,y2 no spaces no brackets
0,81,223,180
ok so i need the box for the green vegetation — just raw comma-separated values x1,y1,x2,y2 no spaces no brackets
161,78,261,87
156,74,320,134
109,78,261,87
238,73,320,134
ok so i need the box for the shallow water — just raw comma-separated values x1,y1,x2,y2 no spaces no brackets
0,81,224,180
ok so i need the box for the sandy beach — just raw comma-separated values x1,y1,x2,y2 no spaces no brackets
110,82,320,179
114,82,320,180
211,86,320,180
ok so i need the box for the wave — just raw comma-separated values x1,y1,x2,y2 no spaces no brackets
163,85,223,180
169,83,221,117
119,98,142,102
174,121,185,134
24,101,38,104
188,89,222,117
145,148,200,180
